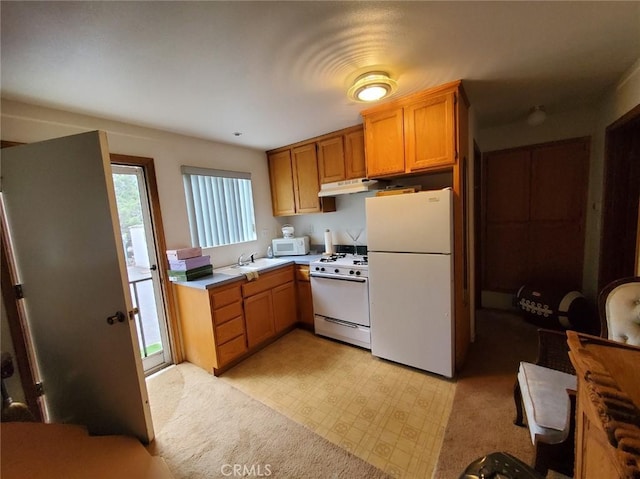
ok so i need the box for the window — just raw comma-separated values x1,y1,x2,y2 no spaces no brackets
182,166,257,248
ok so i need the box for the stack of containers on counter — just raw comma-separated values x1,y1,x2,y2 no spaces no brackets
166,247,212,281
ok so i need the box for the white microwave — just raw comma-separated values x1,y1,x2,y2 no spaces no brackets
272,236,310,256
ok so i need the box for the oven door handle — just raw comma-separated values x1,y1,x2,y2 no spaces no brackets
323,317,358,328
310,273,367,283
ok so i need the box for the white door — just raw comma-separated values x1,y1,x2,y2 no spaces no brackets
1,131,153,442
366,189,453,254
112,165,171,374
369,251,454,377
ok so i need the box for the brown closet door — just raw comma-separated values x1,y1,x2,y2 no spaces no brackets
529,141,589,289
484,149,530,291
483,138,589,292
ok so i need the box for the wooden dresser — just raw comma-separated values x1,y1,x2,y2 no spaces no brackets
567,332,640,479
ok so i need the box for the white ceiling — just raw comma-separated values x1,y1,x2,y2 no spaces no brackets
2,1,639,151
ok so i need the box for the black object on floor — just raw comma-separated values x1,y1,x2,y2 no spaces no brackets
459,451,544,479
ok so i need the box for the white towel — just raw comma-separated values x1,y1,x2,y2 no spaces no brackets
244,270,259,281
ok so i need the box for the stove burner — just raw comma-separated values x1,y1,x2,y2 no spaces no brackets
353,260,368,265
319,253,347,263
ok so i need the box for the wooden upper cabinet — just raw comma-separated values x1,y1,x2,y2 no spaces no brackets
344,128,366,179
292,143,322,214
364,108,405,177
405,90,456,171
317,126,366,183
362,80,463,178
317,136,346,184
268,150,296,216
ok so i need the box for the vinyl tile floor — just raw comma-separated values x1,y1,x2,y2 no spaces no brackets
220,329,456,478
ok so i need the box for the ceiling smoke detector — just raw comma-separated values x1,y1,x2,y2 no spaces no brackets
527,105,547,126
348,71,397,102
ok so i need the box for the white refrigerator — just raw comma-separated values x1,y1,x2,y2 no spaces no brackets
365,188,454,378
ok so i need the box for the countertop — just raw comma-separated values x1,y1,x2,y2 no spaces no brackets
170,253,323,290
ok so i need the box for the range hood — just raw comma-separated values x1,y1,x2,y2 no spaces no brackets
318,178,382,197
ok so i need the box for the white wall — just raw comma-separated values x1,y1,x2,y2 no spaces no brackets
1,99,282,268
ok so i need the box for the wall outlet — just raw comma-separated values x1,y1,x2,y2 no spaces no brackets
261,228,270,239
306,225,314,234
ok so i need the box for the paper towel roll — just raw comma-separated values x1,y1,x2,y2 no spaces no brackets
324,229,334,254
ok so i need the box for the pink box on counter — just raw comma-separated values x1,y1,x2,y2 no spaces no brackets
168,255,211,271
166,247,202,261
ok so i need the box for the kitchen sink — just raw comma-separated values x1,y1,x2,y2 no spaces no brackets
215,257,289,276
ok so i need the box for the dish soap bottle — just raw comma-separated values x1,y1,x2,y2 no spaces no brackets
267,245,274,258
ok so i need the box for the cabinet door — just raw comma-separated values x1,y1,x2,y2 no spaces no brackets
364,108,405,177
405,90,456,171
244,291,275,348
268,150,296,216
317,136,346,184
297,280,314,326
272,281,297,332
292,143,321,213
344,128,366,179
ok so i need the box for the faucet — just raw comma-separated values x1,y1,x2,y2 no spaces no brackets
237,252,258,266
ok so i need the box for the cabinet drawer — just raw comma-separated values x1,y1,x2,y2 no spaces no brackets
215,316,245,345
217,334,247,366
295,265,310,281
242,266,294,297
213,301,243,326
210,283,242,309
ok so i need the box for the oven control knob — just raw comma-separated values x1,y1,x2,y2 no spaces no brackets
355,271,361,276
315,267,320,271
334,269,339,274
349,270,355,275
321,267,325,272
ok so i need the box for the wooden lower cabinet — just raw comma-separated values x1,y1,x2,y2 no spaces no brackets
244,290,275,348
175,264,299,375
273,281,297,332
243,266,296,347
295,265,314,327
174,282,247,374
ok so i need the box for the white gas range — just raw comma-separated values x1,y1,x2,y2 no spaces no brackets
310,253,370,349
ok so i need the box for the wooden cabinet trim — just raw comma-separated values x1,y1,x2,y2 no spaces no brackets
242,266,294,298
404,90,457,172
210,283,242,309
216,334,247,366
215,316,245,345
317,135,346,184
344,128,367,179
266,124,364,155
213,301,243,326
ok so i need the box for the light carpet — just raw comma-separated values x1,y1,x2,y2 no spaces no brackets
146,361,390,479
434,309,570,479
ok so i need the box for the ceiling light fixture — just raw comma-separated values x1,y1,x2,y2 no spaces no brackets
527,105,547,126
348,71,397,102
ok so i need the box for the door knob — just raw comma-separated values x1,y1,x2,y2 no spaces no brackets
106,311,126,325
149,265,157,271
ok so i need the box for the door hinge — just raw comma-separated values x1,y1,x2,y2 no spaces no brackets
14,284,24,300
35,382,44,397
455,150,459,160
454,92,458,105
